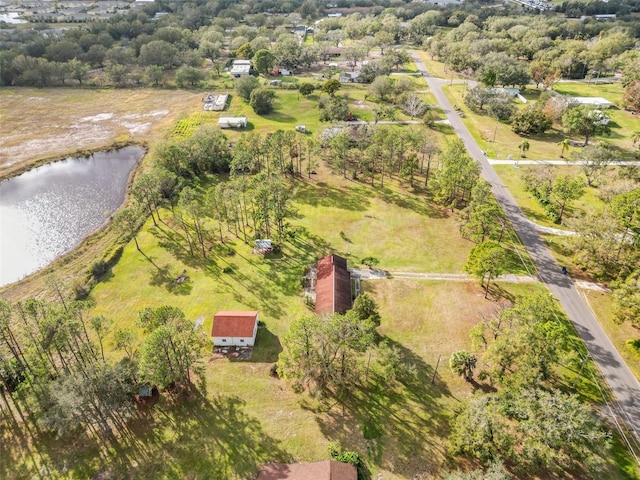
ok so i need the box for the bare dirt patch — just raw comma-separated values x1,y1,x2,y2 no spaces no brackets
0,88,200,178
211,346,254,360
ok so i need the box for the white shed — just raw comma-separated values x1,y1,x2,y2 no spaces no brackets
212,311,259,347
230,59,252,77
218,116,248,129
571,97,613,108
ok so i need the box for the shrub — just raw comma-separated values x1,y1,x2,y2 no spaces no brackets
71,277,89,300
90,260,109,278
235,75,260,101
303,295,315,310
361,256,379,268
511,106,552,135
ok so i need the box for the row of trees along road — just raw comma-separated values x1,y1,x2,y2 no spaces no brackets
449,293,611,477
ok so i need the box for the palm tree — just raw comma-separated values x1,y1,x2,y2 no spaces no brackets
558,139,571,158
450,350,477,382
518,140,530,158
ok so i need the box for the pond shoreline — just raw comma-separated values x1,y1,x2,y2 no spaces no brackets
0,139,146,182
0,142,148,299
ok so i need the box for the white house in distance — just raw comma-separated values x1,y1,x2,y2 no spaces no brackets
212,311,259,347
571,97,613,108
230,59,252,77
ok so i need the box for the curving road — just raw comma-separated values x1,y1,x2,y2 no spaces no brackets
410,52,640,440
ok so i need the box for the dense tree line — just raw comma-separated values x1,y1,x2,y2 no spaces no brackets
0,289,205,439
2,0,638,89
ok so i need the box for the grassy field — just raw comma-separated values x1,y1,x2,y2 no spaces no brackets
552,82,640,154
493,163,609,229
28,162,535,479
166,85,424,142
412,50,449,80
439,81,639,161
2,159,632,479
0,81,420,302
580,288,640,381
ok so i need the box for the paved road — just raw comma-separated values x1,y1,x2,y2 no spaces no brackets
411,51,640,439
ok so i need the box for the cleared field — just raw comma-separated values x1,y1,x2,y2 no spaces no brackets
0,88,201,179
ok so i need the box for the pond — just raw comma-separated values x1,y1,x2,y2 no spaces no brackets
0,146,144,287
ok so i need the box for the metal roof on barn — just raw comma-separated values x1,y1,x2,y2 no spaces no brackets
315,254,351,315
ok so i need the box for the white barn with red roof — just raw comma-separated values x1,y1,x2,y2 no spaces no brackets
212,311,259,347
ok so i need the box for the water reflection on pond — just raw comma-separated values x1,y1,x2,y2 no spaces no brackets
0,146,144,287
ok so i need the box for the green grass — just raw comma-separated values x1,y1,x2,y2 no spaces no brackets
411,50,449,79
552,82,640,155
293,168,474,273
580,289,640,383
442,83,639,161
493,164,611,229
11,160,628,479
202,87,392,139
442,84,570,160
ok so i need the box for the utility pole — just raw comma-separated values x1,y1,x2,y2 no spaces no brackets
431,354,442,384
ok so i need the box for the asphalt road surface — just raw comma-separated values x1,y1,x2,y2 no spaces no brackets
410,51,640,440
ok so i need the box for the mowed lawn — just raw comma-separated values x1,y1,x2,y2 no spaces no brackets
493,163,610,229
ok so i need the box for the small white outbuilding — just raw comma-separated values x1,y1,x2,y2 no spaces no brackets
218,116,248,129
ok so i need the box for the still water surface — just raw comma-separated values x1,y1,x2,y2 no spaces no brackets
0,147,144,286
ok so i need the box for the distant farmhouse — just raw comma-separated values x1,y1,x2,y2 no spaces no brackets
571,97,613,108
211,311,259,347
230,59,252,77
315,254,352,316
339,71,363,83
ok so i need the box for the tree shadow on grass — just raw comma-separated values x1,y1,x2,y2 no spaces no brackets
29,392,292,479
543,235,573,258
374,185,449,219
308,339,453,478
148,223,209,270
296,181,370,211
0,409,88,479
246,326,282,363
262,111,296,123
119,393,289,478
148,264,194,296
519,205,552,225
486,283,516,303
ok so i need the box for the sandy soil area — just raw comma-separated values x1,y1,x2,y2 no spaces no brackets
0,88,202,178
